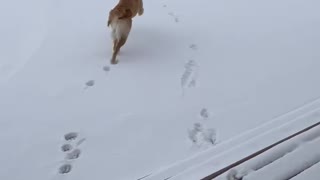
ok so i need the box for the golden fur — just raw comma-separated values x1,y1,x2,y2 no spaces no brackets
107,0,144,64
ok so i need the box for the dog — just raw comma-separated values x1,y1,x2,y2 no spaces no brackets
107,0,144,64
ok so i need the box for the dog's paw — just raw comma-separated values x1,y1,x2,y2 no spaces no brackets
111,59,118,65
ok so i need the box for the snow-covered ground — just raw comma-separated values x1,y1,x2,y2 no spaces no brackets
1,0,320,180
214,121,320,180
152,104,320,180
292,162,320,180
243,136,320,180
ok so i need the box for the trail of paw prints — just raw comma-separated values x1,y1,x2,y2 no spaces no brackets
58,132,86,174
160,2,180,23
82,65,111,90
180,43,200,96
188,123,217,146
188,108,217,147
181,60,199,95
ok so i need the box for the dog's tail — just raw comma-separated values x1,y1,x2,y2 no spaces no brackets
108,8,133,27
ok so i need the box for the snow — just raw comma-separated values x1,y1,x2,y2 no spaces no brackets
291,162,320,180
217,124,320,180
243,135,320,180
1,0,320,179
151,106,320,180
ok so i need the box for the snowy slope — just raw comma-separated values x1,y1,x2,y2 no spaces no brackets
1,0,320,180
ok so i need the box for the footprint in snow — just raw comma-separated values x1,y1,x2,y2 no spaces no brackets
200,108,209,119
65,149,81,160
64,132,78,141
168,12,180,23
83,80,95,90
61,144,73,152
189,44,198,51
59,164,72,174
63,132,86,148
103,66,110,72
85,80,95,87
181,60,198,90
57,132,86,174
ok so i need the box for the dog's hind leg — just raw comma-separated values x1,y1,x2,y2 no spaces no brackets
110,19,132,64
111,36,128,64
